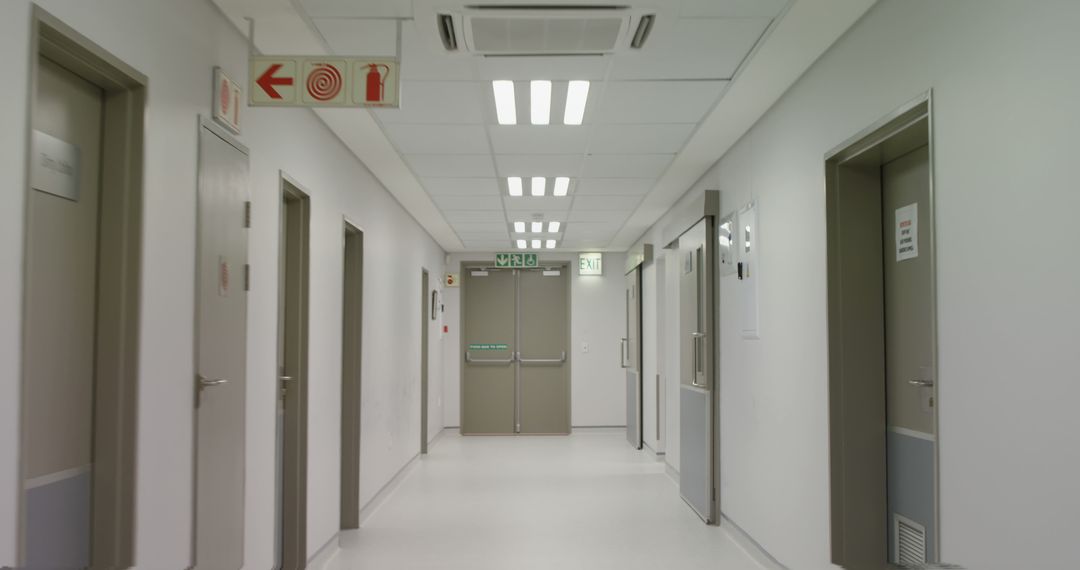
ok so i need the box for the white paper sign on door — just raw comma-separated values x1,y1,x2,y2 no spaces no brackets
895,203,919,261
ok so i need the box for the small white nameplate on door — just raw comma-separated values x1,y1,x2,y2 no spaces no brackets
31,130,80,202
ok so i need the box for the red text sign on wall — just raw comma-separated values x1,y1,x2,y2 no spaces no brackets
213,67,242,134
249,56,399,108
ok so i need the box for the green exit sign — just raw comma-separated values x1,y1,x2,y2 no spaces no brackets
495,252,538,268
579,252,603,275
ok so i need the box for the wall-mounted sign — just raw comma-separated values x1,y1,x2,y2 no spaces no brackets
213,67,242,134
31,130,80,202
249,56,399,108
579,253,603,275
495,253,539,268
444,273,460,287
895,203,919,261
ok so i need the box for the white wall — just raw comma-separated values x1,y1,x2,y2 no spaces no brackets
636,1,1080,568
441,252,628,428
0,1,444,567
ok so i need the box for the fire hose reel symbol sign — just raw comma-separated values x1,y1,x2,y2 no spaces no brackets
303,61,345,103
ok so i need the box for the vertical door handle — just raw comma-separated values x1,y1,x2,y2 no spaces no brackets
690,332,706,387
620,338,630,368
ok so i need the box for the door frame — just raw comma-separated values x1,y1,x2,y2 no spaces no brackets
277,173,310,568
825,91,939,566
18,8,146,567
340,220,363,530
420,268,430,454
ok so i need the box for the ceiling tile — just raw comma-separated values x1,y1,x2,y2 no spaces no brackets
301,0,411,18
588,124,696,154
609,18,772,80
574,178,654,196
592,80,727,124
451,222,510,232
432,196,504,211
680,0,789,19
475,56,609,81
488,126,592,155
463,240,514,250
582,155,673,178
495,155,584,178
504,197,572,213
443,210,507,223
457,232,509,240
571,195,643,211
421,178,499,196
372,82,488,124
406,154,495,178
384,125,489,154
313,18,397,56
568,210,633,223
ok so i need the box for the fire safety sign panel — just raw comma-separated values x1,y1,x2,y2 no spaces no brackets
250,56,399,108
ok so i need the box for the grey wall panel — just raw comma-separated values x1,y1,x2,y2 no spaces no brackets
888,431,936,562
679,387,711,521
25,471,91,568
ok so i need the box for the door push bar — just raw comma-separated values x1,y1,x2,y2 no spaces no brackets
464,352,514,365
517,351,567,365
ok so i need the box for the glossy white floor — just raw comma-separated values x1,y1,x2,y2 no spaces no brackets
326,429,770,570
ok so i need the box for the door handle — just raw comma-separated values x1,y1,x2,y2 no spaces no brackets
518,351,566,365
620,338,630,368
908,379,934,387
465,352,514,365
197,374,228,387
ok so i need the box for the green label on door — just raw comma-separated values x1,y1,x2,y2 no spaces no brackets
469,343,509,351
495,252,538,268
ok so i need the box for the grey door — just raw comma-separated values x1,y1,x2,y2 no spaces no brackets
21,55,104,568
678,218,716,523
462,268,517,434
519,268,570,435
624,267,643,449
193,123,249,569
883,146,937,564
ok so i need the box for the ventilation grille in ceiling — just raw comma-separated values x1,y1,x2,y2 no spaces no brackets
894,514,928,566
457,7,631,55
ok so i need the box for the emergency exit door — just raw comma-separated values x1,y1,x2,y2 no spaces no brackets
461,266,570,435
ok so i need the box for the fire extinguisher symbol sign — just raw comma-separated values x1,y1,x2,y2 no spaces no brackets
352,60,398,108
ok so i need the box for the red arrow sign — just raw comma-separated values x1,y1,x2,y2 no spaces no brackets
256,63,293,100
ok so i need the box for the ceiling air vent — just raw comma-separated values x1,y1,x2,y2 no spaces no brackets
459,6,632,55
438,14,459,51
630,14,654,49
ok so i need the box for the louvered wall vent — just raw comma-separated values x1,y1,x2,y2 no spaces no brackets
894,514,928,566
459,7,631,55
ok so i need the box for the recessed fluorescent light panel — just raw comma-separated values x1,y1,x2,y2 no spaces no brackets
531,222,543,233
531,177,546,197
563,80,590,125
548,221,561,233
530,80,551,125
493,80,517,125
508,177,523,197
546,240,556,249
517,239,527,249
514,221,526,233
531,239,541,249
553,177,570,197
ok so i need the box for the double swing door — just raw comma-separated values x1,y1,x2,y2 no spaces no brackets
462,266,570,435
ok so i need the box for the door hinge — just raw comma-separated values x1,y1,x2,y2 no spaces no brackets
244,201,252,228
244,263,251,291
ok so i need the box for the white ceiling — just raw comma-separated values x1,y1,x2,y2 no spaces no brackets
213,0,878,252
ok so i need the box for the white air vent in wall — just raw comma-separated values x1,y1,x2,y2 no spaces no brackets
893,514,928,566
458,7,632,55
